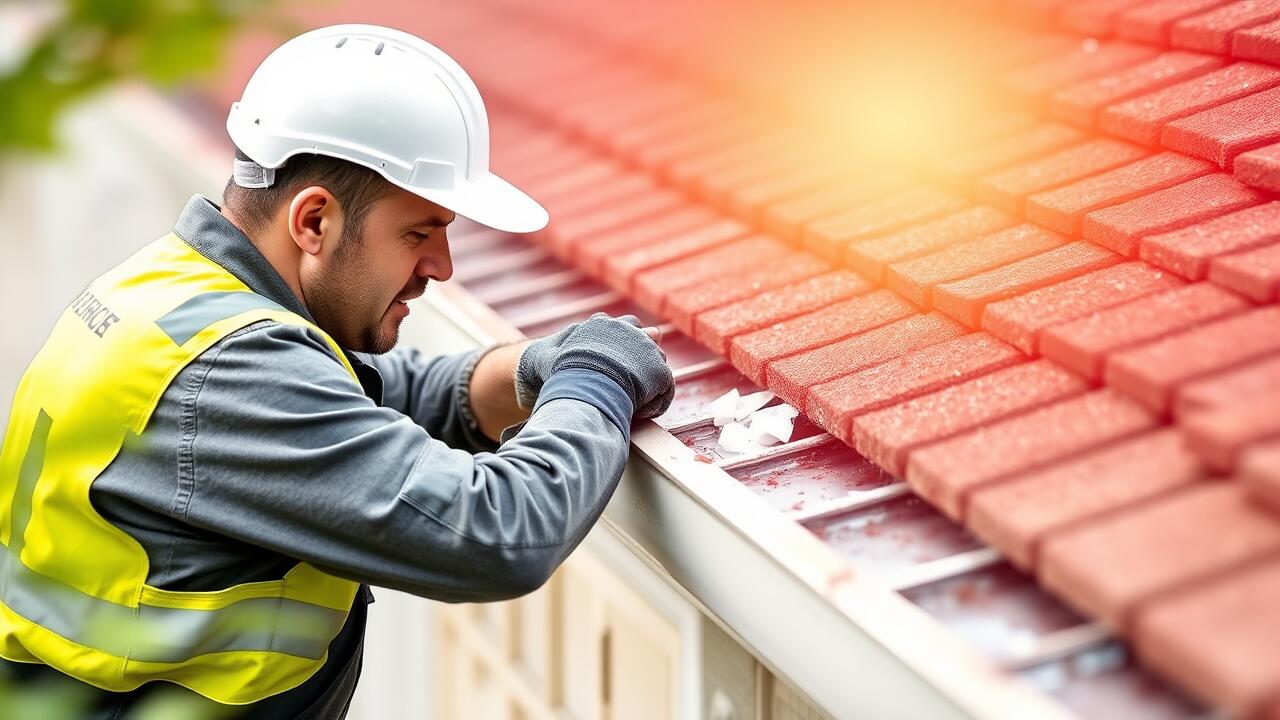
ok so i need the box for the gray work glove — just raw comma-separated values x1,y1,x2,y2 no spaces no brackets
516,313,675,419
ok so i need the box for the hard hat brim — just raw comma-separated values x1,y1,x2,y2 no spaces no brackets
400,171,549,235
227,23,549,235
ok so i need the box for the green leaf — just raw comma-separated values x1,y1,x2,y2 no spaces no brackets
1,0,288,153
136,15,233,85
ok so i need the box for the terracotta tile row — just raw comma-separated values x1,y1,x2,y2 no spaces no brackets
732,290,921,387
694,272,872,354
931,241,1121,327
1048,51,1226,127
471,2,1280,496
982,260,1186,354
1105,305,1280,412
999,34,1280,209
846,205,1018,281
435,3,1280,712
1084,173,1265,257
886,223,1066,306
1041,282,1250,380
1182,387,1280,471
853,359,1091,477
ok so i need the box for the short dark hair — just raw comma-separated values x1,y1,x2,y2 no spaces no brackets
222,150,390,241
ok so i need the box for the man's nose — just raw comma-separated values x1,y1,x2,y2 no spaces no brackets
420,239,453,282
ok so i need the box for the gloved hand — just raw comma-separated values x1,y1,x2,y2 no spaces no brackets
516,313,675,419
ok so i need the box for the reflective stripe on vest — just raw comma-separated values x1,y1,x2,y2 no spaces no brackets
0,233,361,704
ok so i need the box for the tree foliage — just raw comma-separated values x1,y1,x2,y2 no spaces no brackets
0,0,292,151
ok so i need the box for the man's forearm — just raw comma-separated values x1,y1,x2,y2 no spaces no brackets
468,341,533,441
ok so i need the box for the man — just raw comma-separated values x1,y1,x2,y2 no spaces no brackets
0,24,673,719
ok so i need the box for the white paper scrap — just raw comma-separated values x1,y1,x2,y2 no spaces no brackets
734,390,775,421
749,412,793,445
710,388,741,427
753,402,799,421
717,421,755,454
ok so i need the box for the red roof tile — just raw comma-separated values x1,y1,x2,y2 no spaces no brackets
1176,355,1280,416
664,253,828,334
1100,62,1280,144
886,224,1066,306
549,189,685,259
1135,556,1280,717
1083,173,1265,256
1140,201,1280,278
1027,151,1214,234
666,130,804,189
1041,282,1249,379
1117,0,1238,43
630,113,767,173
1105,305,1280,412
602,218,748,293
1231,15,1280,61
761,179,895,244
728,290,917,385
1002,41,1159,98
726,163,852,222
907,389,1159,519
1050,51,1225,127
1062,0,1169,35
1182,388,1280,471
1242,440,1280,512
939,123,1086,182
976,139,1150,212
694,147,832,209
807,333,1023,443
1234,139,1280,191
932,242,1121,328
1170,0,1280,53
631,235,789,313
983,261,1186,354
1208,240,1280,299
576,205,721,274
846,206,1018,282
803,187,966,262
693,271,873,354
1041,483,1280,629
1161,86,1280,169
766,312,964,410
852,360,1089,477
968,429,1204,569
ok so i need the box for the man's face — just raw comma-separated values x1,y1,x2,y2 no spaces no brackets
304,185,455,354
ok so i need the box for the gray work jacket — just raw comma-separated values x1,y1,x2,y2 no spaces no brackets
0,196,633,719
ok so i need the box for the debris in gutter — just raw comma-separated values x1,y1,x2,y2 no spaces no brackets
711,389,776,427
751,403,800,444
711,388,799,455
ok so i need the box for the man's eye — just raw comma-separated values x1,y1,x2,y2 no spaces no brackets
408,231,429,242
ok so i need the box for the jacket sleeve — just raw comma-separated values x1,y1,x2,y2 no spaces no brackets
175,323,634,602
358,345,501,454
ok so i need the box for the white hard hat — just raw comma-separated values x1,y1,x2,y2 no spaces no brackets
226,24,548,234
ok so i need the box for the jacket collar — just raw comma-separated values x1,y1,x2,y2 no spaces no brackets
173,194,317,324
172,194,384,401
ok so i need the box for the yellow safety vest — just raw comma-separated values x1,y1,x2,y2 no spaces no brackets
0,233,361,704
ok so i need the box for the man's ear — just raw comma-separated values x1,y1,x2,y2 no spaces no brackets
287,186,341,256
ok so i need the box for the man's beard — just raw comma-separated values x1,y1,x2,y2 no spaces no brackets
306,237,399,354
